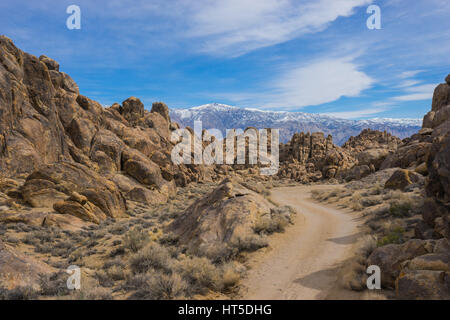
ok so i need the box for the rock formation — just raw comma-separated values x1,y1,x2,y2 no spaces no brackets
0,36,219,223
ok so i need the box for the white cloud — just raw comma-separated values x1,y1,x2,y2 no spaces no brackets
393,83,436,102
185,0,373,56
398,70,424,79
261,57,374,109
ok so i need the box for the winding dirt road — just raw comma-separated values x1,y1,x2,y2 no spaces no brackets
240,185,363,300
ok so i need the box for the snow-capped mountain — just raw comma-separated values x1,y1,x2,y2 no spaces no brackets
170,103,422,145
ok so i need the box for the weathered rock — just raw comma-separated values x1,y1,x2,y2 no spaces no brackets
22,162,126,220
384,169,424,190
396,270,450,300
405,253,450,272
367,239,430,288
169,178,276,257
121,97,144,125
151,102,171,122
122,148,165,188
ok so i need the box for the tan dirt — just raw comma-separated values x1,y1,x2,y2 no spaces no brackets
239,185,364,300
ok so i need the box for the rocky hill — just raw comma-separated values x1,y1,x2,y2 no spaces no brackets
0,35,221,225
170,103,422,145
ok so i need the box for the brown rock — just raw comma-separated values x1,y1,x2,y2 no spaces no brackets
396,270,450,300
121,97,144,125
384,169,423,190
169,179,277,257
151,102,171,122
367,239,430,288
22,162,126,219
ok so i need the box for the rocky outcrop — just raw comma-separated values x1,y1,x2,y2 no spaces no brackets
384,169,424,191
0,36,219,223
169,178,283,258
278,132,356,182
368,76,450,300
343,129,401,173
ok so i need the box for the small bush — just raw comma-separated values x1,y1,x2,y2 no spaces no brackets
130,243,172,274
389,201,412,218
130,272,187,300
377,227,405,246
0,286,39,300
39,272,70,296
123,227,150,253
175,257,222,293
232,234,268,253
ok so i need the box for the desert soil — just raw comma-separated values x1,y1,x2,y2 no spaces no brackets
239,185,364,300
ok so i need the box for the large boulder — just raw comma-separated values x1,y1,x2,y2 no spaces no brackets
367,239,430,288
169,178,276,257
396,270,450,300
384,169,424,190
121,97,144,125
22,162,126,221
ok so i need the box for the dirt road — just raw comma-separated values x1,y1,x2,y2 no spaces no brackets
240,185,363,300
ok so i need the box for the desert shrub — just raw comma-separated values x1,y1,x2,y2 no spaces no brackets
350,192,363,211
130,243,172,274
201,244,235,263
107,265,126,281
311,189,325,201
123,227,150,253
221,262,241,290
131,272,188,300
73,286,112,300
377,226,405,246
175,257,222,293
254,215,287,234
108,223,129,235
389,201,412,218
39,272,70,296
232,234,268,253
95,270,114,287
109,246,125,258
357,235,377,258
0,286,39,300
25,230,52,244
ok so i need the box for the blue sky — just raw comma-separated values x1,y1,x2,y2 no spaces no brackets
1,0,449,119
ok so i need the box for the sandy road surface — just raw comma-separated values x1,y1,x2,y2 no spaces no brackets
240,185,363,300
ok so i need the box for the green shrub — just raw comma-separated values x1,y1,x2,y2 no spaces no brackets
389,202,412,217
377,227,405,246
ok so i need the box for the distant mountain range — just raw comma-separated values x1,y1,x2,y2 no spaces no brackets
169,103,422,145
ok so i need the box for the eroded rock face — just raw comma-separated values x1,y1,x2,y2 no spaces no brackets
22,162,127,219
0,36,218,222
279,132,356,181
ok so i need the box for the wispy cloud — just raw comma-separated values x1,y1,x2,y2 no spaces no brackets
215,56,374,109
185,0,373,56
393,84,436,102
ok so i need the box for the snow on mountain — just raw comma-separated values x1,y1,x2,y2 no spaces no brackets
169,103,422,145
